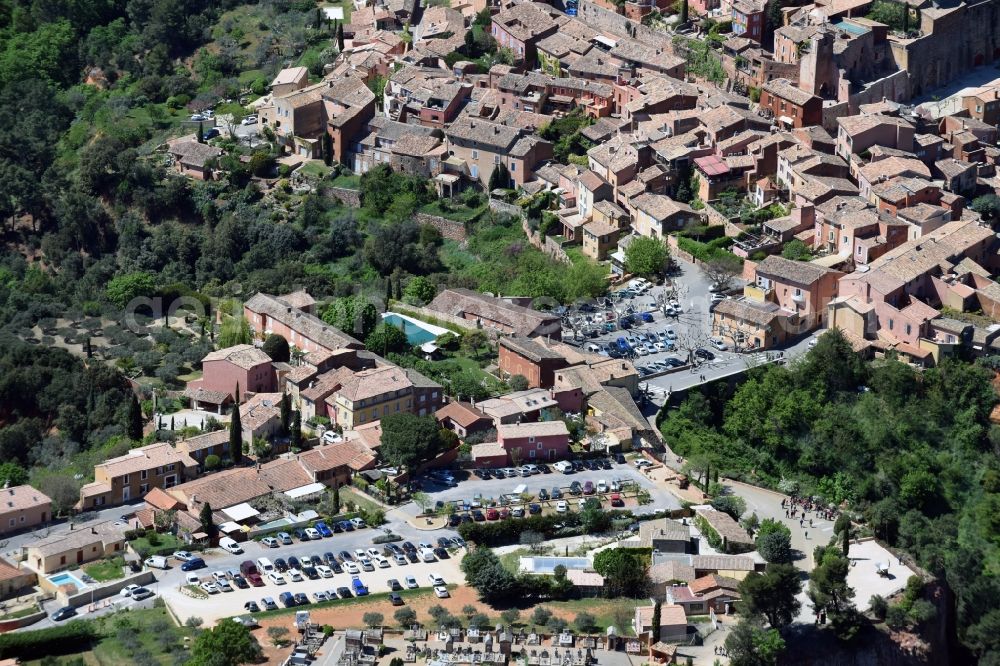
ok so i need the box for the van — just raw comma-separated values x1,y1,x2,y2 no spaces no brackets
256,557,274,574
219,537,243,555
144,555,169,570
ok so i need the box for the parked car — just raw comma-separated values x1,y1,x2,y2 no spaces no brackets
173,551,196,562
551,486,563,499
304,527,321,540
556,501,568,513
694,348,715,360
434,586,450,598
261,537,279,548
314,522,333,538
241,115,258,125
709,336,728,351
261,597,278,611
51,606,77,622
181,557,206,572
244,601,261,613
390,592,405,606
220,537,243,555
405,575,418,589
538,488,549,500
583,480,595,495
569,481,582,495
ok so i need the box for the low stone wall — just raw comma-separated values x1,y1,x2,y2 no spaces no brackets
0,609,46,633
522,219,572,265
64,570,155,607
411,212,467,242
325,186,362,207
488,198,522,218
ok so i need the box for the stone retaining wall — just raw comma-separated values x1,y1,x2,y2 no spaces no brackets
325,187,362,207
411,213,468,242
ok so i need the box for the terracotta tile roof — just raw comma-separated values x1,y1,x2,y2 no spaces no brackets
427,289,559,338
435,401,489,429
756,255,839,285
713,298,785,327
244,293,363,352
202,344,272,370
689,573,741,594
335,365,413,403
649,560,696,583
176,430,229,455
695,508,754,545
271,67,309,87
471,441,507,459
96,442,196,479
0,485,51,513
763,78,817,107
499,335,565,362
837,113,913,136
498,421,569,440
632,193,694,221
691,554,756,571
0,558,29,583
183,387,232,405
143,487,183,511
298,440,377,474
29,520,125,557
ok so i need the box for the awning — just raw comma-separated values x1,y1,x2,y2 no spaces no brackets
219,521,242,534
222,502,260,522
285,483,326,500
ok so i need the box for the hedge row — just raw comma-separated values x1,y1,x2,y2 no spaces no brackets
0,620,98,659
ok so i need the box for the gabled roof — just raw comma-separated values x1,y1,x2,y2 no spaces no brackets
756,255,840,285
202,344,272,370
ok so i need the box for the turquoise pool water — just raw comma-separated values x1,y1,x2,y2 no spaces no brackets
48,572,88,590
835,21,869,35
382,313,445,345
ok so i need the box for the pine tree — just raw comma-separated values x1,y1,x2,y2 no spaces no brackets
229,384,243,464
127,395,144,441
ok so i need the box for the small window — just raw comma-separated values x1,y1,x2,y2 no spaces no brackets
905,324,912,335
140,469,148,480
472,149,479,159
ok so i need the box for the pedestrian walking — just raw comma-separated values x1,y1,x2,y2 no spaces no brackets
805,530,809,539
799,518,804,527
810,518,813,527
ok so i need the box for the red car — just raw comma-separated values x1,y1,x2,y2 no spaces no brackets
609,493,624,507
499,508,510,519
486,508,499,520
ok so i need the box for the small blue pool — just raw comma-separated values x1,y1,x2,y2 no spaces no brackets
48,572,88,590
381,312,449,346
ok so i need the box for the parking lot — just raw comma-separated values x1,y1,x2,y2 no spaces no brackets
416,460,681,514
159,529,465,624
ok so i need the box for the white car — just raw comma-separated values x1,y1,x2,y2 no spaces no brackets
121,584,141,598
220,537,243,555
261,537,279,548
808,336,820,348
366,548,381,559
434,585,450,598
200,581,220,594
419,548,436,563
670,300,682,312
322,430,343,443
359,557,375,571
578,498,587,508
654,342,666,352
266,571,286,585
427,573,445,586
554,461,573,473
287,569,303,582
241,115,258,125
216,578,233,592
344,561,360,574
556,501,568,513
212,571,228,583
131,587,155,601
375,556,391,569
304,528,321,540
664,329,677,340
173,551,195,562
405,575,418,589
354,549,367,559
317,565,333,578
185,573,201,585
190,113,206,121
709,337,728,351
597,480,608,493
637,345,649,356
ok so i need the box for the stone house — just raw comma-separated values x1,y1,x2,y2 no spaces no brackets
496,421,571,465
78,442,198,510
188,344,275,403
760,78,822,128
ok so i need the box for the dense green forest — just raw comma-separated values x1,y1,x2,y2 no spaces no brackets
660,330,1000,662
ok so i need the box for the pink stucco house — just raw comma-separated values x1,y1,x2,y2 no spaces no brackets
497,421,570,464
186,345,275,408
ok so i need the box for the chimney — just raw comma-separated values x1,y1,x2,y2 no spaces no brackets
91,527,97,534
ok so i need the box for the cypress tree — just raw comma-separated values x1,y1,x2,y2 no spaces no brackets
229,383,243,464
291,410,302,449
322,133,333,166
333,484,341,514
199,502,215,538
337,22,345,51
680,0,688,24
197,121,204,143
127,395,144,441
651,602,661,642
842,523,851,556
280,393,291,435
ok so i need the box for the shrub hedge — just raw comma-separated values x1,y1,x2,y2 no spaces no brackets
0,621,98,659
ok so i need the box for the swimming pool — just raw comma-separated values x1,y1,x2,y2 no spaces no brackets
381,312,450,346
518,556,592,574
48,572,88,591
